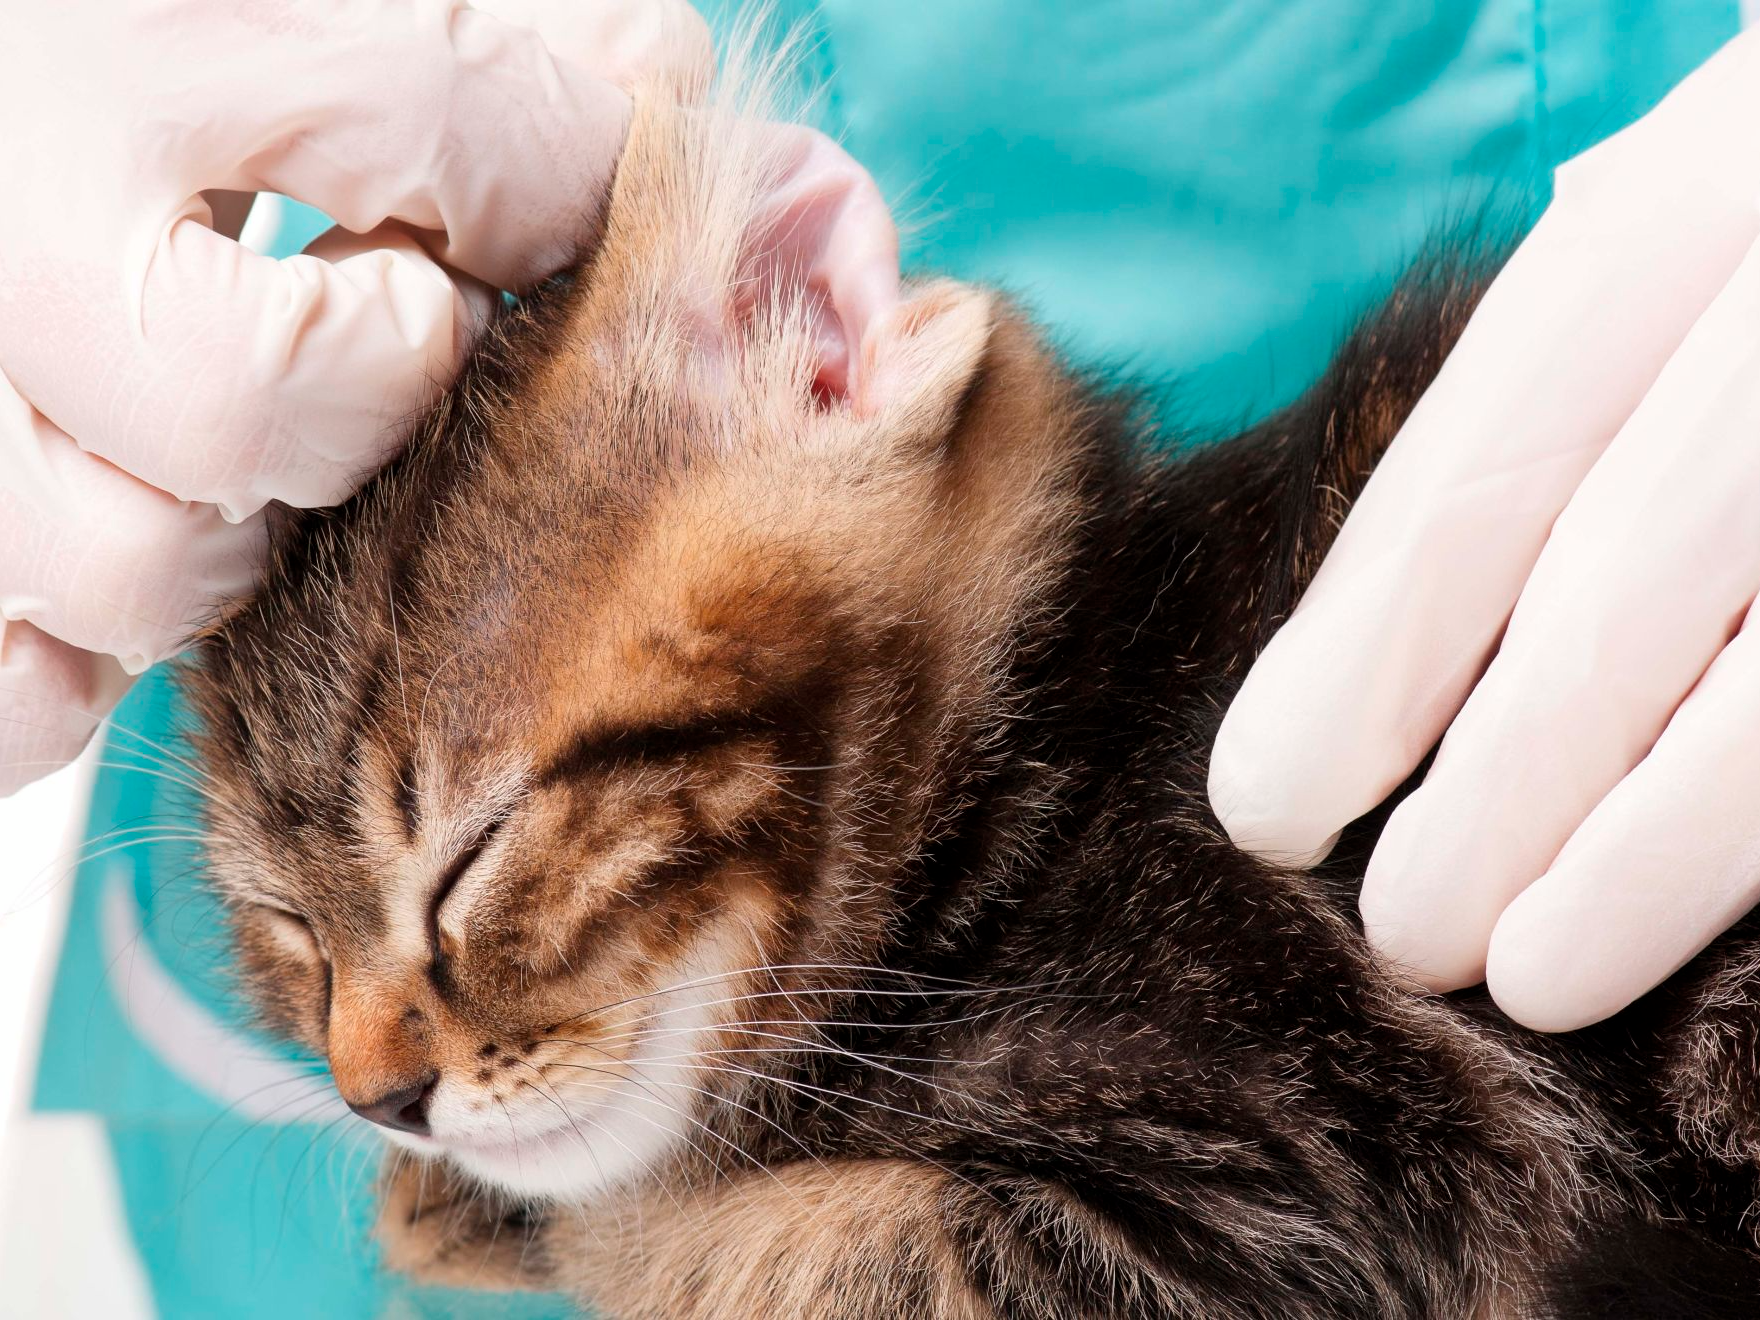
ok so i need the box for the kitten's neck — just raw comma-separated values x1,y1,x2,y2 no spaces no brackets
874,385,1186,982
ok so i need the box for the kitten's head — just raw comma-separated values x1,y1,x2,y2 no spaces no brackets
187,95,1085,1198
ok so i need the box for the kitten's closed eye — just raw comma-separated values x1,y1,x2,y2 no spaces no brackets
259,904,324,963
430,814,508,964
232,902,333,1048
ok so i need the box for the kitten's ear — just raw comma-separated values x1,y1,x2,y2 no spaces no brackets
741,127,901,402
852,281,994,434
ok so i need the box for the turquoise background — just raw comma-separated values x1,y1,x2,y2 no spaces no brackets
30,4,1745,1315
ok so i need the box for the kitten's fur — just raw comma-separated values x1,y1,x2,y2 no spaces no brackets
187,79,1760,1319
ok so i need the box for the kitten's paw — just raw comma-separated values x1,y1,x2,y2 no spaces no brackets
375,1153,554,1293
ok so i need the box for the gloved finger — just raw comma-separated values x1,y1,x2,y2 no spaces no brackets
304,222,501,380
0,368,264,671
199,0,642,293
1207,30,1760,866
9,215,471,519
1358,229,1760,992
0,621,132,800
471,0,712,95
1485,602,1760,1032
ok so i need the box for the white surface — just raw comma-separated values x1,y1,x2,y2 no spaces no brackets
0,752,158,1319
0,1113,156,1320
0,755,89,1151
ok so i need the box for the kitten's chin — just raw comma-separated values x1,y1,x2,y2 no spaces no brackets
442,1034,716,1200
442,947,746,1200
446,1124,646,1200
440,1084,689,1200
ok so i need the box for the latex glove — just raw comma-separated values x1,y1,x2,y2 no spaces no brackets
0,1,894,797
1208,29,1760,1032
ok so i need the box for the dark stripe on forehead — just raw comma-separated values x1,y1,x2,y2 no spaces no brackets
387,538,424,618
355,643,394,726
536,674,842,789
537,711,775,787
395,751,420,840
335,646,394,804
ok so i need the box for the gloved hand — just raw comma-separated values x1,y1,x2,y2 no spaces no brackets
0,0,898,798
1208,29,1760,1032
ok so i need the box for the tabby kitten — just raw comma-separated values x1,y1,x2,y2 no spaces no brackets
188,85,1760,1320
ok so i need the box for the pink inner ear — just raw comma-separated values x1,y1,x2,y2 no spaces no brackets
740,126,901,403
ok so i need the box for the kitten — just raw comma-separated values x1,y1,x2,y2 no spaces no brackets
186,85,1760,1320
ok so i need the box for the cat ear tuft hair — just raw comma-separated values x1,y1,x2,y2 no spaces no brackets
852,281,994,437
738,124,903,405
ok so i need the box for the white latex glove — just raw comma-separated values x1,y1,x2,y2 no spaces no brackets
1209,29,1760,1032
0,1,897,796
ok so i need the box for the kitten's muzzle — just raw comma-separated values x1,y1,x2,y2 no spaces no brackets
347,1073,438,1136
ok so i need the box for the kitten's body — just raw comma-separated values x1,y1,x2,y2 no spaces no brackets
189,87,1760,1318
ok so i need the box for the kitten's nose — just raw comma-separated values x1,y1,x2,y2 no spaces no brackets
347,1074,437,1136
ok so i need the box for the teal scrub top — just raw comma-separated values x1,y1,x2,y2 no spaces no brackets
760,0,1741,428
29,5,1742,1316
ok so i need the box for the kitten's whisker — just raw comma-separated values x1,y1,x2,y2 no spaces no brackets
558,1001,1038,1059
609,1027,1011,1123
0,691,210,784
414,645,470,754
272,1109,359,1267
564,960,1048,1020
491,1093,533,1198
676,1058,1038,1148
58,831,211,869
699,1040,1075,1154
167,1087,343,1227
186,1072,344,1172
98,720,212,783
566,992,1051,1051
732,759,844,773
4,824,212,908
0,755,205,796
543,1007,985,1065
551,1062,998,1204
556,966,1086,1033
564,1035,993,1073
